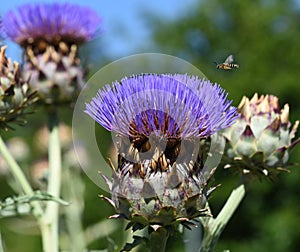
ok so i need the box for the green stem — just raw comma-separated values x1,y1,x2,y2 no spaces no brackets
62,164,86,251
149,228,169,252
0,232,4,252
0,136,37,201
44,109,62,252
84,219,119,246
200,184,246,252
0,135,53,251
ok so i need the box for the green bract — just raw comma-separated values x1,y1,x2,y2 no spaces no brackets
102,156,212,232
222,93,300,178
0,46,37,131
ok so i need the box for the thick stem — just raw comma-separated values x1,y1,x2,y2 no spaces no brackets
44,108,62,252
0,136,37,201
0,232,4,252
62,164,86,251
84,219,119,246
149,228,169,252
39,222,54,252
184,225,203,252
200,184,246,252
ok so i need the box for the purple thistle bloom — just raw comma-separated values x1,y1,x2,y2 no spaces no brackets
85,74,239,139
0,19,5,40
0,19,3,35
87,74,239,236
3,3,101,45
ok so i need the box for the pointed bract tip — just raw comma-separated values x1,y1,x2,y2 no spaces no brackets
238,96,248,110
280,104,290,124
250,93,259,103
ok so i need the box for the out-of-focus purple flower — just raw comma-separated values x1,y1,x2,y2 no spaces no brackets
0,19,3,38
86,74,238,139
3,3,101,46
2,3,102,105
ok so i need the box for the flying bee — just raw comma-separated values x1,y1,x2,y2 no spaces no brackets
215,54,239,70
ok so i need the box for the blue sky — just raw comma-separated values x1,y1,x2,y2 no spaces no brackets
1,0,196,60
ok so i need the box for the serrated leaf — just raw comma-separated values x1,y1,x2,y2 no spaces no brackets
27,191,69,205
0,191,69,218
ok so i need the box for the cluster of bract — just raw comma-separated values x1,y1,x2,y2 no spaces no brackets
222,93,300,178
0,46,37,130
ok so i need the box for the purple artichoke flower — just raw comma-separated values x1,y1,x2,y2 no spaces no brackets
85,73,238,238
86,74,238,139
2,3,102,105
0,20,3,39
3,3,101,46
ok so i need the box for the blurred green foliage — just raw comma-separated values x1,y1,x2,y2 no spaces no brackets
152,0,300,109
150,0,300,251
0,107,124,251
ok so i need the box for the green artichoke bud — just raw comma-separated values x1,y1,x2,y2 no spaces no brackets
222,93,300,178
23,42,85,105
0,46,37,131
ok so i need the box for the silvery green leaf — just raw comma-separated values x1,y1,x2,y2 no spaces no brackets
0,191,69,218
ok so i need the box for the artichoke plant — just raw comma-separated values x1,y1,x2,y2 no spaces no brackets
222,93,300,178
0,45,37,131
85,73,238,249
3,3,102,105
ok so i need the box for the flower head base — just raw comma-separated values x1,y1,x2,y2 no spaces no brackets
3,3,102,105
222,93,300,178
0,46,37,130
86,74,238,231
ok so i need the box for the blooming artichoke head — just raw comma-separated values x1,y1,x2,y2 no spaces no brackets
0,46,37,130
222,93,300,178
85,74,238,232
3,3,102,105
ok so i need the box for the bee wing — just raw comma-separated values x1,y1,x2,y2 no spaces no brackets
224,54,234,64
